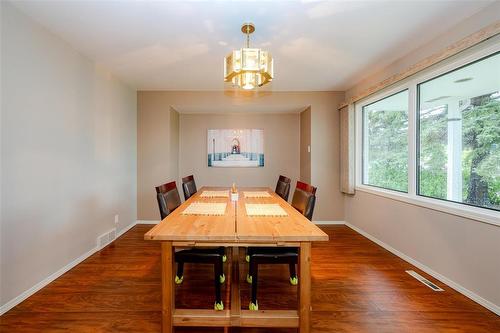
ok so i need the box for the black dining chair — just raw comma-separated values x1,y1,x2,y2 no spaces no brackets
275,175,291,201
156,181,226,310
181,174,197,201
244,175,292,263
244,174,291,262
246,181,317,311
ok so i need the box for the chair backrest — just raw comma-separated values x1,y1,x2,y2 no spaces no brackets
156,181,181,220
275,175,291,201
291,181,317,221
181,175,197,201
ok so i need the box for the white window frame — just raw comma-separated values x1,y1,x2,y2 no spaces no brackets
355,42,500,227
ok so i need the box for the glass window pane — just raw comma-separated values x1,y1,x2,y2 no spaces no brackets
418,52,500,211
362,90,409,192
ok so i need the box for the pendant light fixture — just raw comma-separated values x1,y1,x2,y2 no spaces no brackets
224,23,274,90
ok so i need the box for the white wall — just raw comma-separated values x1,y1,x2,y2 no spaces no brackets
0,2,137,310
344,3,500,313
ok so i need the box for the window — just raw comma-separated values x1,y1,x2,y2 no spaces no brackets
362,90,409,192
355,46,500,225
418,52,500,211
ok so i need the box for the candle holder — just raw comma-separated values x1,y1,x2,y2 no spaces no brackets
231,183,239,201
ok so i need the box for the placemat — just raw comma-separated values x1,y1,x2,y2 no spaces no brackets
245,204,288,217
243,191,272,198
199,190,230,198
181,202,227,216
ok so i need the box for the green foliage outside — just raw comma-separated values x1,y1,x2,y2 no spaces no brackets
364,108,408,192
419,105,448,200
365,93,499,211
420,95,499,209
461,97,500,208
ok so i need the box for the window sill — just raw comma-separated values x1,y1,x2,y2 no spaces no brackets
354,185,500,227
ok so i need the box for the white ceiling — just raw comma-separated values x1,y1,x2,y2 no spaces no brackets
11,0,493,91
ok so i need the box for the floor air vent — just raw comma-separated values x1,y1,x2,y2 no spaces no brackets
406,270,444,291
97,228,117,250
108,229,116,242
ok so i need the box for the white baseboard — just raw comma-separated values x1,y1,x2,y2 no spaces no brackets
313,220,345,225
136,220,160,225
0,221,137,316
344,221,500,316
116,221,137,238
0,245,98,316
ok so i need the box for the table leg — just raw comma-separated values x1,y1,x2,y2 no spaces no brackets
230,247,241,326
162,242,174,333
299,242,311,333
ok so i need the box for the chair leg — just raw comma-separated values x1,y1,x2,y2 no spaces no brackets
218,248,226,283
289,263,298,285
214,258,224,310
218,247,227,263
249,259,259,310
175,261,184,284
247,257,253,284
245,248,252,262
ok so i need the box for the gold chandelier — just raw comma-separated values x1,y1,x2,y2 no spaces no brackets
224,23,274,90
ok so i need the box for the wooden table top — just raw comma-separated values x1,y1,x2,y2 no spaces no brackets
144,186,328,243
144,187,236,241
236,187,328,242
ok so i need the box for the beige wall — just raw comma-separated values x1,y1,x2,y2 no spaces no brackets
169,108,180,184
137,91,344,221
299,107,311,183
310,92,345,221
1,2,137,308
344,4,500,312
136,94,175,220
179,113,300,197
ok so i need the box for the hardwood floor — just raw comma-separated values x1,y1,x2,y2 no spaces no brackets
1,225,498,332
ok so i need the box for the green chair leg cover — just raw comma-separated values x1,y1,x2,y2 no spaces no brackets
214,301,224,311
248,301,259,311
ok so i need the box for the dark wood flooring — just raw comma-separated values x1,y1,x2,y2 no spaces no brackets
1,225,498,332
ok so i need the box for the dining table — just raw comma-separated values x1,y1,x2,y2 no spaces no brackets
144,186,329,333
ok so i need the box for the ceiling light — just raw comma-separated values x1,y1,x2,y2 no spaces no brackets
224,23,274,90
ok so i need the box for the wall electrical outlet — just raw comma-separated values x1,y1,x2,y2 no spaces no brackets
114,214,119,224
